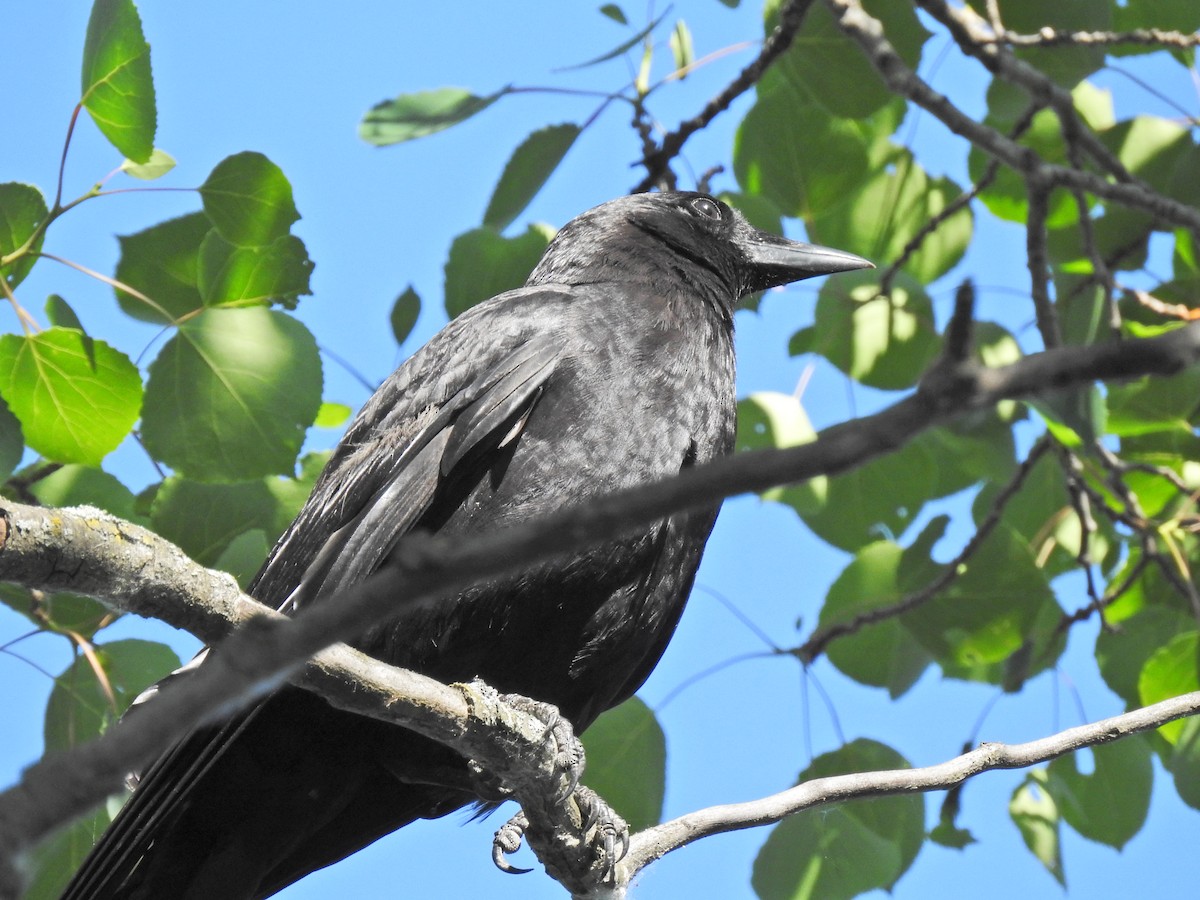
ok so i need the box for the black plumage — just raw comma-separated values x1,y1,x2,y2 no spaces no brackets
62,191,870,899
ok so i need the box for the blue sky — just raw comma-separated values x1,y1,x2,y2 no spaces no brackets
2,2,1197,898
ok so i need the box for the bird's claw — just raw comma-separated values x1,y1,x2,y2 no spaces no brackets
492,811,533,875
498,693,585,801
575,785,629,882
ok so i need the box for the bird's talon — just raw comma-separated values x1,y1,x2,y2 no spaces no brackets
492,812,532,875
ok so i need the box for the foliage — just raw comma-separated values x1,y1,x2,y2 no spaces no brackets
2,0,1200,897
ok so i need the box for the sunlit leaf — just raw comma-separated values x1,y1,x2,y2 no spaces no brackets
198,231,314,309
80,0,156,162
1138,631,1200,744
141,308,322,480
792,272,940,390
120,148,175,180
199,152,300,247
0,182,48,289
0,329,141,465
901,525,1059,684
314,402,351,428
1011,776,1065,885
810,156,973,283
669,19,694,76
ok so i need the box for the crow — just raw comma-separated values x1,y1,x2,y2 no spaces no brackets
62,191,870,899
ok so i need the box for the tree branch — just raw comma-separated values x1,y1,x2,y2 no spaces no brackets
619,690,1200,879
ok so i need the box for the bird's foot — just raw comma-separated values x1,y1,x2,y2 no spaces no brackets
490,788,628,882
492,811,532,875
498,692,586,801
575,785,629,882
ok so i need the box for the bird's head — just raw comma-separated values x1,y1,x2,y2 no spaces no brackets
527,192,872,311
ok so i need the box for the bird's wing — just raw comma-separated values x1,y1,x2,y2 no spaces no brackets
62,289,571,900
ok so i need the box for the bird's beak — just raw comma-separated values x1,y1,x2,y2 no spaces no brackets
739,229,874,293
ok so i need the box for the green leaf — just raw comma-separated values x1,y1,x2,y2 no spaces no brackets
1046,736,1152,849
114,212,212,322
734,85,876,221
969,103,1077,228
0,329,141,465
0,395,22,480
314,402,351,428
1107,368,1200,436
151,476,280,565
913,411,1018,501
444,224,554,318
45,638,180,753
0,182,49,290
23,799,121,900
28,464,140,521
1138,630,1200,744
1001,0,1110,85
669,19,694,75
599,4,627,24
1028,386,1107,447
45,294,84,331
560,12,668,70
141,308,322,481
264,450,330,535
120,148,175,180
793,438,938,552
80,0,156,163
214,528,270,588
794,272,940,390
767,0,929,118
810,155,972,283
198,231,314,309
580,697,665,832
972,450,1081,579
390,285,421,346
752,739,923,900
736,392,823,514
483,124,580,232
1010,776,1065,886
819,542,932,697
901,525,1059,685
40,593,114,637
199,152,300,247
359,87,509,147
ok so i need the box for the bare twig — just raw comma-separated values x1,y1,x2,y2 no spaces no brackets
620,690,1200,878
633,0,817,191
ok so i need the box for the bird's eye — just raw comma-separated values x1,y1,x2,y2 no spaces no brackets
690,197,723,220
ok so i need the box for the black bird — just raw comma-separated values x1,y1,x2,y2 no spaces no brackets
62,192,870,899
